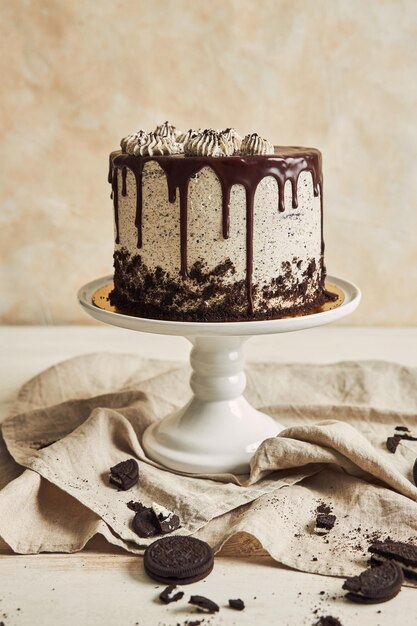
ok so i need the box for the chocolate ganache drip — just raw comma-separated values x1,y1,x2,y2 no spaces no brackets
109,148,322,314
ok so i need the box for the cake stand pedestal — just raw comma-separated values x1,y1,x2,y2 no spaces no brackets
78,275,360,474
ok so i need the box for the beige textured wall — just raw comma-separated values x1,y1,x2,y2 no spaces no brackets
1,0,416,325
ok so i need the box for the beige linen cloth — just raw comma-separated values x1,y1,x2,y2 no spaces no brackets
1,353,417,579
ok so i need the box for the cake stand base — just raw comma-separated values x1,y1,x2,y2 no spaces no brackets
78,275,361,474
144,400,280,475
143,336,281,474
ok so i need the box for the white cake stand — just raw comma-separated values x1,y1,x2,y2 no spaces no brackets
78,275,360,474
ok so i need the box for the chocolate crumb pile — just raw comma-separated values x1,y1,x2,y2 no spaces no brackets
313,617,343,626
316,502,332,515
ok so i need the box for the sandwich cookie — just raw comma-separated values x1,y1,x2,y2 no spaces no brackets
109,458,138,490
342,561,403,603
144,536,214,584
369,540,417,580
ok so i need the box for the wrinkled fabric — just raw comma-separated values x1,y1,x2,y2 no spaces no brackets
1,353,417,579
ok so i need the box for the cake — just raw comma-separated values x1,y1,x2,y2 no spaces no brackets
108,123,335,321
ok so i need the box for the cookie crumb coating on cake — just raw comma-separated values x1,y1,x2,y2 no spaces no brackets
109,123,331,322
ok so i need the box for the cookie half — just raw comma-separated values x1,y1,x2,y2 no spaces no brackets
132,507,159,538
144,536,214,585
369,540,417,580
342,561,403,603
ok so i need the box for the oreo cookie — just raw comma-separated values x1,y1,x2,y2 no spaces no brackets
314,513,336,535
342,561,403,603
132,507,159,538
159,585,184,604
144,536,214,585
109,459,138,490
189,595,219,613
369,540,417,580
413,458,417,486
132,502,181,538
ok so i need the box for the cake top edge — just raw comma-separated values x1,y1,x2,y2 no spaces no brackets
111,145,322,160
119,123,284,157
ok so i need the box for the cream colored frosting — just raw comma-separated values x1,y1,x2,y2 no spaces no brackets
121,126,274,158
137,132,182,156
240,133,274,155
154,121,181,140
184,129,234,157
221,128,242,153
177,128,201,145
121,131,148,155
121,131,182,156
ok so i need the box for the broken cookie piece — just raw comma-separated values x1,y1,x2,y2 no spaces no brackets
189,595,219,613
159,584,184,604
343,561,403,603
126,500,148,513
132,502,181,538
152,502,181,534
386,436,402,453
314,513,336,535
132,507,159,538
228,598,245,610
109,458,139,490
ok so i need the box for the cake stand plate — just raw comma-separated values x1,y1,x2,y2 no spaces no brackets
78,275,361,474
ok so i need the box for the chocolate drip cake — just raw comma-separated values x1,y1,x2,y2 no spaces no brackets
108,123,334,321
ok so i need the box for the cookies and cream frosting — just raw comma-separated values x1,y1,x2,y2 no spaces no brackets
221,128,242,152
177,128,201,144
240,133,274,155
121,131,181,156
121,131,147,155
184,129,234,157
154,121,181,141
120,123,274,156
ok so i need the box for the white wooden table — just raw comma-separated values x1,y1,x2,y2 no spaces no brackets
1,326,417,626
